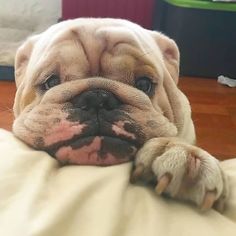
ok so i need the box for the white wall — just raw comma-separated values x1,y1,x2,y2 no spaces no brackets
0,0,61,65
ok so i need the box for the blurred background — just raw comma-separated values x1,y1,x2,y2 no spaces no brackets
0,0,61,74
1,0,236,80
0,0,235,159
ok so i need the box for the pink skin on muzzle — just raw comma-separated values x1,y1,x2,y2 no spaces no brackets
44,120,86,146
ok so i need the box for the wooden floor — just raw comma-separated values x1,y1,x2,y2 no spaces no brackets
0,77,235,160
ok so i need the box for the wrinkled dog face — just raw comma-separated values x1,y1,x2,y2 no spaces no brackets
13,18,192,165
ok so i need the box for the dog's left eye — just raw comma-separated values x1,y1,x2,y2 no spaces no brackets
135,76,153,95
41,74,60,90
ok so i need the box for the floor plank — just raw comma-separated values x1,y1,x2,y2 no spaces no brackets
0,81,16,131
0,77,235,160
179,77,236,160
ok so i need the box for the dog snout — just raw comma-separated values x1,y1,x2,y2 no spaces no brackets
70,89,122,111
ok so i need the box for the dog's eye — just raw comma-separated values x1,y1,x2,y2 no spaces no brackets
41,74,60,90
135,77,153,95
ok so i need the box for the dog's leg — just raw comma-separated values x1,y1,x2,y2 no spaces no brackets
131,137,228,212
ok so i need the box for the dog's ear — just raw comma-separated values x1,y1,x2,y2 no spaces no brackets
150,32,180,84
14,35,39,117
14,35,39,87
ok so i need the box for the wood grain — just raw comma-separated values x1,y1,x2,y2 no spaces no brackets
179,77,236,160
0,81,16,131
0,77,235,160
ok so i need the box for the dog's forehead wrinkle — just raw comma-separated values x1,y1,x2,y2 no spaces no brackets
28,30,163,90
96,26,139,48
34,22,157,80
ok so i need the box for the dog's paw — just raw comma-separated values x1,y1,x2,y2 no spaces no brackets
131,138,228,212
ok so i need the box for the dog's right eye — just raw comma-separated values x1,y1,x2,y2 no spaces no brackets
41,74,60,91
134,76,153,95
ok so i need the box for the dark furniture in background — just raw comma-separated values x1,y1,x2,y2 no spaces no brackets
154,0,236,78
0,66,14,81
62,0,155,29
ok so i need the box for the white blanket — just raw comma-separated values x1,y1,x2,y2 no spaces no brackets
0,129,236,236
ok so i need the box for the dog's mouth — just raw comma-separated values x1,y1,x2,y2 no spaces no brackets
47,134,139,166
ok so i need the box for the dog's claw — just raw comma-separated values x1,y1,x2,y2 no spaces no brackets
155,173,172,194
201,191,216,211
130,163,145,183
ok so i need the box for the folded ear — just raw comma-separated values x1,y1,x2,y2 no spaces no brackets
14,35,39,87
13,35,39,116
150,32,180,84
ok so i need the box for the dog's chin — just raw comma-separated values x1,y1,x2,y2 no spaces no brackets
51,135,138,166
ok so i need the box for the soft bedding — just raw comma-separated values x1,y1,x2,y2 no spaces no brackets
0,129,236,236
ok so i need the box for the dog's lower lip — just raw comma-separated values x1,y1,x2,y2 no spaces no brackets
47,135,139,154
66,135,138,148
92,135,135,141
51,135,139,166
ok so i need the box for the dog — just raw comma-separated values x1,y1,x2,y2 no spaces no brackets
12,18,228,211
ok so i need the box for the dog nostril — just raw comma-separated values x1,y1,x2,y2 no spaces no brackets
70,89,122,111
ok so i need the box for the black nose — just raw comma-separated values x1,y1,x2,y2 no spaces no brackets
70,89,122,111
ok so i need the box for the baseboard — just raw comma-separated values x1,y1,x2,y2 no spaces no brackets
0,66,14,81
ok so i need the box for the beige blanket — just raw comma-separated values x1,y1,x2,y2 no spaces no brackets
0,129,236,236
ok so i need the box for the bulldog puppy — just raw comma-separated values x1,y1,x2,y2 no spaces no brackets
13,18,227,211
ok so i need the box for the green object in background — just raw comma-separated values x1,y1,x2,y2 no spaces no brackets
165,0,236,12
